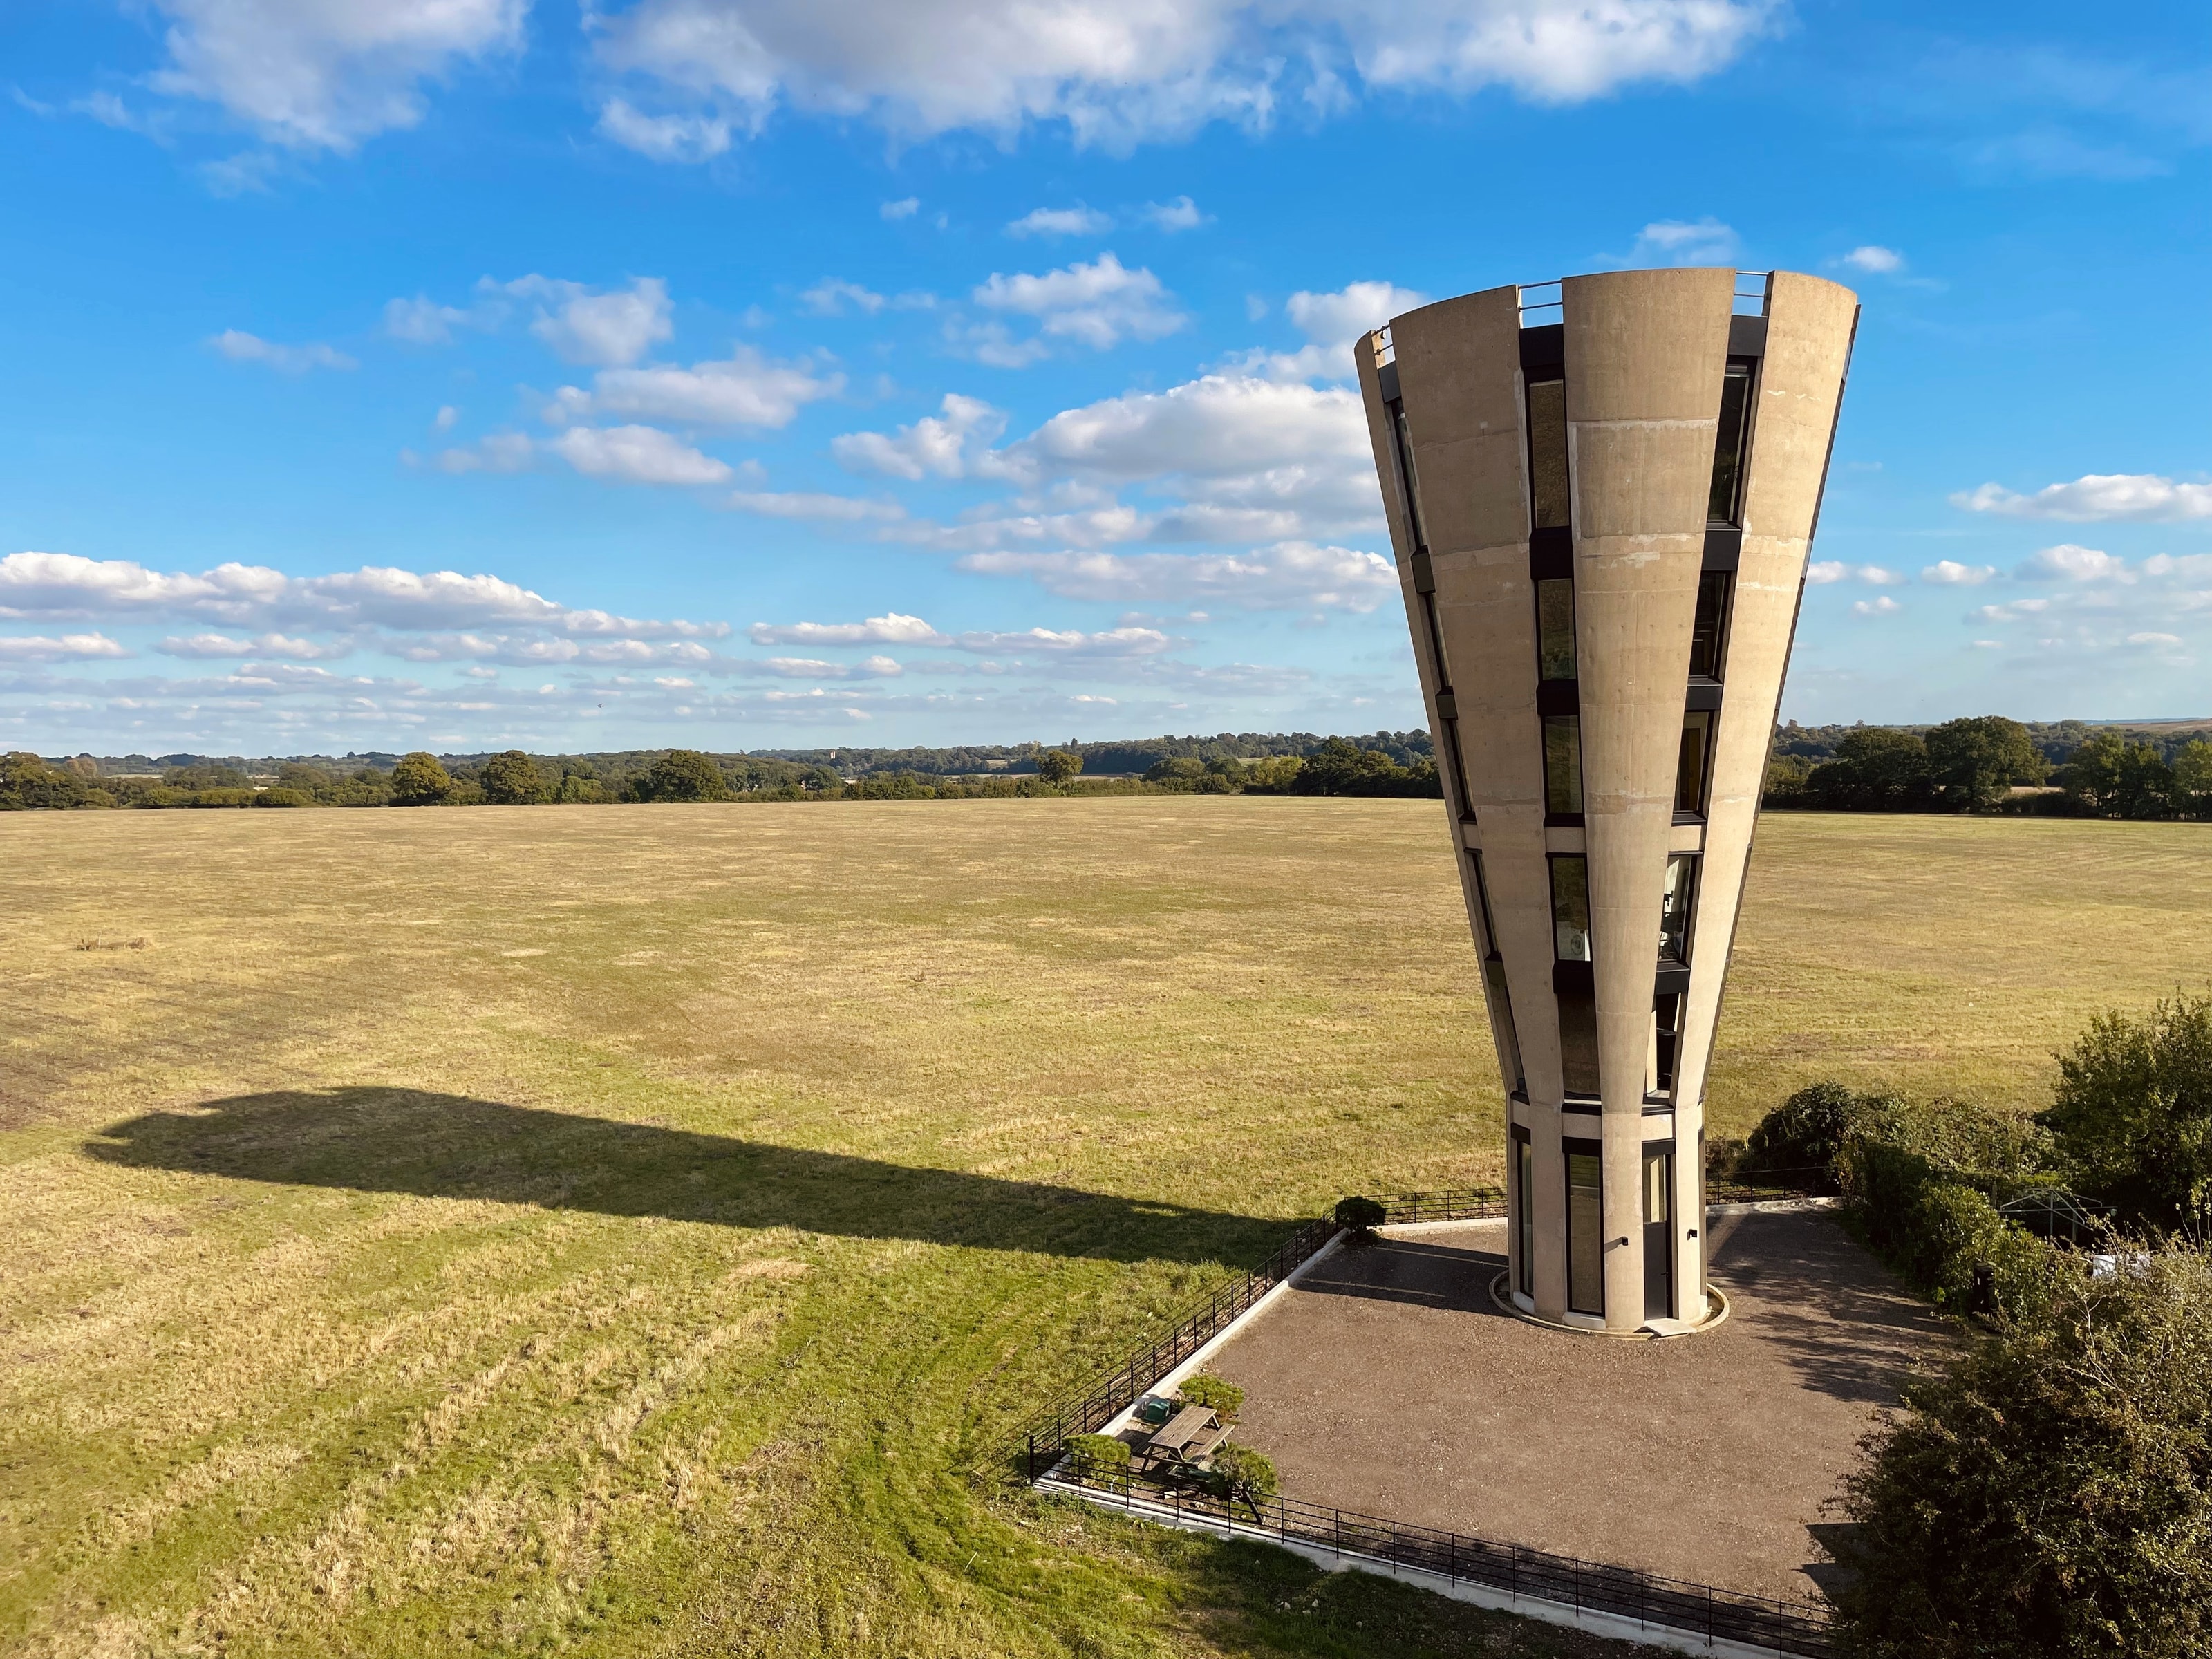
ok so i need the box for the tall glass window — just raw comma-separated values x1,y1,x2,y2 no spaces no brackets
1550,855,1591,962
1537,578,1577,680
1389,402,1429,552
1527,379,1570,529
1675,710,1712,816
1642,1144,1675,1322
1650,991,1683,1095
1688,571,1730,679
1472,853,1524,1094
1566,1143,1604,1315
1707,361,1752,525
1658,855,1695,964
1542,715,1584,816
1515,1130,1535,1297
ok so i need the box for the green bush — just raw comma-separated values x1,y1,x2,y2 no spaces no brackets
1208,1444,1279,1508
1176,1375,1243,1418
1063,1434,1130,1478
252,787,312,807
1334,1195,1387,1233
137,786,191,808
2041,993,2212,1235
633,749,727,803
1741,1080,1902,1190
1034,749,1082,786
390,751,454,806
1833,1248,2212,1659
188,788,255,807
482,750,551,805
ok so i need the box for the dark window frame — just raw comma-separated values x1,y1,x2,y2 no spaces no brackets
1526,376,1571,532
1658,854,1697,966
1687,569,1732,682
1512,1123,1535,1298
1541,713,1584,823
1536,576,1577,683
1675,709,1714,819
1548,853,1591,963
1564,1136,1604,1318
1707,357,1758,527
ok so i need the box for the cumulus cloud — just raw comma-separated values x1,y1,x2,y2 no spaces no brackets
0,632,130,661
959,541,1396,610
545,424,733,485
749,612,946,646
1138,195,1206,231
590,0,1769,152
159,630,355,659
1629,217,1739,267
1841,245,1904,273
880,197,919,220
1953,473,2212,523
971,253,1185,354
1806,561,1906,585
800,277,887,315
1851,595,1903,617
1234,279,1427,380
726,491,906,521
953,625,1171,655
1007,204,1112,238
597,97,733,160
1921,560,1996,585
832,394,1010,480
491,275,674,367
428,432,536,474
383,294,485,344
210,329,356,372
545,345,841,428
2021,543,2130,581
144,0,527,151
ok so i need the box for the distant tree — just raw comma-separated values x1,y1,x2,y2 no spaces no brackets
2175,740,2212,818
556,772,608,805
1924,715,2047,812
1235,755,1306,796
2059,731,2175,819
1831,1248,2212,1659
1145,756,1208,782
162,762,252,791
252,787,313,807
637,749,728,803
276,762,337,799
1761,752,1816,807
1035,749,1082,786
481,750,551,805
1806,727,1931,810
1,752,93,809
389,751,455,806
2040,993,2212,1235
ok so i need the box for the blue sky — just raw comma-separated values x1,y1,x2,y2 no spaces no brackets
3,0,2208,756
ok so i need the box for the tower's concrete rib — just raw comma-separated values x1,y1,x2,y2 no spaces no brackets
1358,268,1857,1333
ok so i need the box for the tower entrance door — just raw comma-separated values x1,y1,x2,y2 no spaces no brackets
1642,1144,1674,1322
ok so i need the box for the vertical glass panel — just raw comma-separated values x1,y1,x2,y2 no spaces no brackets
1658,854,1694,963
1652,992,1682,1094
1642,1145,1674,1322
1550,855,1591,961
1707,362,1752,525
1471,850,1499,952
1644,1147,1672,1224
1558,988,1601,1096
1537,579,1577,681
1421,592,1452,689
1566,1148,1604,1315
1675,710,1712,816
1515,1134,1535,1296
1391,404,1429,550
1485,959,1526,1094
1543,715,1583,816
1688,571,1730,679
1527,379,1570,530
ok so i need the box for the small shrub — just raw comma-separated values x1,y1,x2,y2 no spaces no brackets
1334,1195,1387,1239
1063,1434,1129,1478
1208,1444,1279,1508
1176,1375,1244,1418
252,787,312,807
188,788,254,807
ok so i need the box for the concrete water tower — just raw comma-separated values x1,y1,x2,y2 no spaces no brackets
1356,268,1857,1333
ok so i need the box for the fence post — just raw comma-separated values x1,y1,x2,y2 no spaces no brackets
1026,1432,1035,1483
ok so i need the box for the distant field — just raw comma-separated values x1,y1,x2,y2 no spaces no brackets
4,800,2207,1658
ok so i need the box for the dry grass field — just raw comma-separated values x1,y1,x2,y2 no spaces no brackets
4,799,2209,1659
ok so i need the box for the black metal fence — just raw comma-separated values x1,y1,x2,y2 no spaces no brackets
1042,1468,1835,1659
1011,1185,1837,1658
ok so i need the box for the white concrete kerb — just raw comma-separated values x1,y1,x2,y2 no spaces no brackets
1038,1476,1816,1659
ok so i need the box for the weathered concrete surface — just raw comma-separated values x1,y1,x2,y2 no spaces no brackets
1204,1210,1947,1602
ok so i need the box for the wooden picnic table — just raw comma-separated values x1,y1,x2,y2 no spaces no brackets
1143,1405,1230,1467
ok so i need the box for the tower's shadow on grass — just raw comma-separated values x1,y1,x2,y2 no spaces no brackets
86,1087,1286,1266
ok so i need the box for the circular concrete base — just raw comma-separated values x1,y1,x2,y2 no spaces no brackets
1488,1271,1731,1340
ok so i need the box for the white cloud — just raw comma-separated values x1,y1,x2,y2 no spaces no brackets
972,253,1185,353
0,632,130,661
749,613,946,646
1807,561,1904,585
2021,543,2130,581
1841,245,1904,273
1954,473,2212,523
492,275,674,367
2129,631,2183,647
429,433,536,474
832,394,1009,480
881,197,919,220
1237,279,1427,380
590,0,1769,150
1007,204,1112,238
433,404,459,431
389,633,718,665
1139,195,1206,231
545,346,840,428
726,491,906,521
1629,217,1739,267
597,97,734,160
1921,560,1996,585
210,329,356,372
545,424,733,485
1851,595,1902,617
144,0,526,151
953,625,1171,656
959,541,1395,611
751,655,904,679
383,294,482,344
801,277,887,315
158,631,354,659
